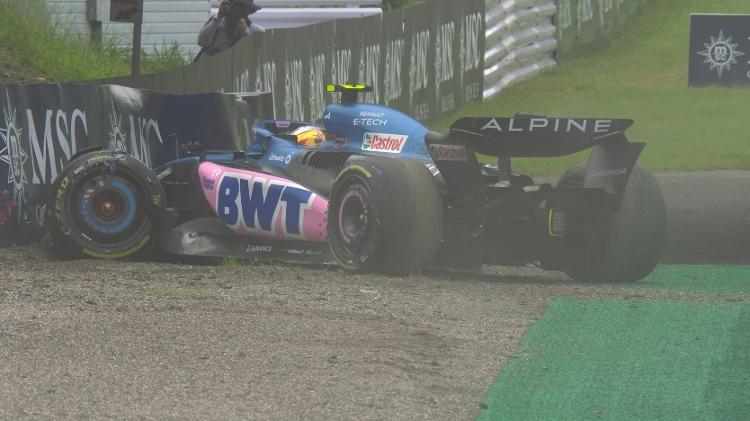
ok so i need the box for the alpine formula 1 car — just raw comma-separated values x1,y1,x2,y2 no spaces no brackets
48,84,666,281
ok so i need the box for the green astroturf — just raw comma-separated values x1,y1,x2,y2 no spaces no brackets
478,299,750,420
633,265,750,294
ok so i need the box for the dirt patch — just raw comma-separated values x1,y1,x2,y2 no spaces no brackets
0,246,745,420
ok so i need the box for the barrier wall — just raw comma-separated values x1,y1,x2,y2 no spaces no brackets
482,0,650,98
483,0,558,99
103,0,487,123
0,83,272,243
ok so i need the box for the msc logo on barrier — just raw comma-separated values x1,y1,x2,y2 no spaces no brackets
217,174,314,238
697,30,744,78
689,14,750,86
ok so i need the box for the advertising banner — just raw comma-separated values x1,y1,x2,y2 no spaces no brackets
689,14,750,86
103,0,485,123
0,83,271,244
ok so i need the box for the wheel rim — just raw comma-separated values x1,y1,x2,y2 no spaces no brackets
68,171,149,248
330,176,377,266
338,189,369,251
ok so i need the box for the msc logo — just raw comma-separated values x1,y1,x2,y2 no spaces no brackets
217,174,314,238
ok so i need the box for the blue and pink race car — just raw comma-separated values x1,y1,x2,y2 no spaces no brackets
48,84,666,281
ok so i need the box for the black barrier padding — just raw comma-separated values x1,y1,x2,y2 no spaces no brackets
310,21,336,121
404,1,432,121
93,0,485,124
461,0,485,104
280,26,314,121
266,29,289,120
382,9,407,111
331,17,363,100
436,0,461,115
152,67,185,95
231,31,262,94
0,83,272,244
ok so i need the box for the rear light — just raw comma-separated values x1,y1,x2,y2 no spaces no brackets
548,208,566,237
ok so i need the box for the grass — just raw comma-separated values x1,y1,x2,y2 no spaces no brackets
0,0,186,83
221,256,244,269
478,298,750,420
435,0,750,177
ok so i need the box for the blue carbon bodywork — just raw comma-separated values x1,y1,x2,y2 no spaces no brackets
249,102,433,170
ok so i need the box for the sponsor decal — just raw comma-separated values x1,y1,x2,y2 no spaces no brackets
108,99,162,168
324,112,331,120
589,168,628,178
353,118,388,126
358,44,381,104
429,144,468,161
202,176,216,190
246,244,273,253
275,121,292,129
424,163,440,176
332,49,352,89
0,93,27,210
288,249,323,256
268,153,293,164
697,30,745,78
362,133,407,153
309,53,327,120
353,111,389,127
479,118,613,134
359,111,385,118
284,59,304,121
255,61,277,97
384,38,405,105
217,173,315,238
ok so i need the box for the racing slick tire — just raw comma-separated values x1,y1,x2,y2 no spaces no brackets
49,150,166,259
328,157,443,275
558,165,666,282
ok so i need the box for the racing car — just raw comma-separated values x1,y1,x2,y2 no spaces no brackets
48,84,666,282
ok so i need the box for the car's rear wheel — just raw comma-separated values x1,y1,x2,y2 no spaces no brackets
558,165,666,282
328,157,443,275
49,151,165,259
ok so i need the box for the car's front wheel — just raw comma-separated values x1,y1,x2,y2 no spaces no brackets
49,151,165,259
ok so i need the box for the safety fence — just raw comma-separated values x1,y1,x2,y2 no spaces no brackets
483,0,650,98
104,0,486,123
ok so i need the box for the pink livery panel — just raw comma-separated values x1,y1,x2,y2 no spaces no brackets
198,162,328,241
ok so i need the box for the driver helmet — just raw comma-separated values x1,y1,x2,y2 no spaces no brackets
293,126,326,147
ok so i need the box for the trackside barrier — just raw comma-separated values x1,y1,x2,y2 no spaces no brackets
0,83,273,244
103,0,486,123
483,0,557,99
483,0,650,98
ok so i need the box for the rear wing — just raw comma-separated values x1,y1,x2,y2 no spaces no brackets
449,117,634,157
428,116,646,202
